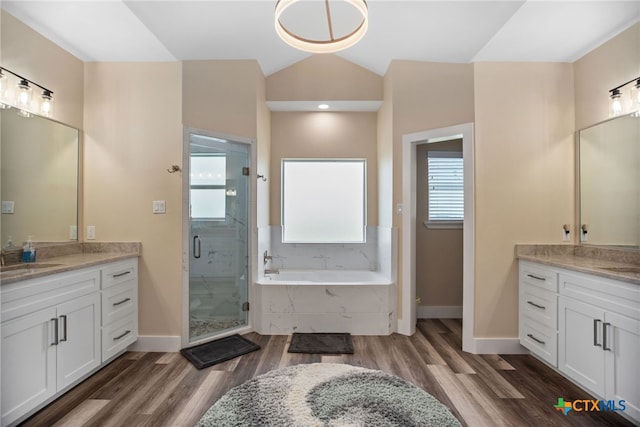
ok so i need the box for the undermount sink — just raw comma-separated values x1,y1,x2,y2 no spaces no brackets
600,266,640,274
0,263,63,273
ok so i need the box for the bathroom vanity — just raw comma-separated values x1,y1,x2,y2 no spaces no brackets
0,243,140,426
517,246,639,424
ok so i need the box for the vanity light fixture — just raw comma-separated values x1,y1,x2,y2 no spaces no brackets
0,67,54,117
609,75,640,117
275,0,368,53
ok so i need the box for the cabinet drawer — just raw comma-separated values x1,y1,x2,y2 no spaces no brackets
520,319,557,366
520,262,558,292
102,314,137,362
101,259,137,290
102,280,137,326
520,283,557,328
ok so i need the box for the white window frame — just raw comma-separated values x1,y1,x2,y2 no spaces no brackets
425,151,463,229
281,158,367,243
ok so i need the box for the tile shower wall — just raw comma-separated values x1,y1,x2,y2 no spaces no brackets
268,225,379,271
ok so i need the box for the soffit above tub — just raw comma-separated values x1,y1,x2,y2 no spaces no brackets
267,100,383,112
1,1,639,76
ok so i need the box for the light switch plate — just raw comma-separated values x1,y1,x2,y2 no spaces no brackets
87,225,96,240
1,201,15,214
153,200,166,214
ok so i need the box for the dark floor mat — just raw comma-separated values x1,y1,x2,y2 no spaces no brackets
288,332,354,354
181,334,260,369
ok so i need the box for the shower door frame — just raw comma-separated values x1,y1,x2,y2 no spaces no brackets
181,126,257,348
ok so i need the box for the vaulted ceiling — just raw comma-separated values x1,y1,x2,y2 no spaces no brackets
2,1,639,76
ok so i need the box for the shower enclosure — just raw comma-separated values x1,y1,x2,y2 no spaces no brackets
184,130,250,345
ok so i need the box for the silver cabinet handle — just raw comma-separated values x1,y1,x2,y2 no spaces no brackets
59,315,67,342
594,319,602,347
527,333,545,345
603,322,612,351
526,301,546,310
113,330,131,342
51,318,59,346
113,271,131,278
113,298,131,307
193,235,201,259
526,274,545,281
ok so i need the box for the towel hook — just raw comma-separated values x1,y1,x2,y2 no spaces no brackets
257,174,267,182
167,165,181,173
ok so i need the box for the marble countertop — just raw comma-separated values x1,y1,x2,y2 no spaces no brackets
1,242,141,285
516,244,640,285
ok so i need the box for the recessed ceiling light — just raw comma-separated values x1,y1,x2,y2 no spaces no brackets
318,104,330,110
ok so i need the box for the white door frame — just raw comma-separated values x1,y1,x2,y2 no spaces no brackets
399,122,476,353
181,126,257,349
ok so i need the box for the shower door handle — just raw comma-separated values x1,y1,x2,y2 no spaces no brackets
193,235,201,259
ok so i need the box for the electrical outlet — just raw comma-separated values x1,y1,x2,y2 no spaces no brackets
69,225,77,240
562,224,571,242
87,225,96,240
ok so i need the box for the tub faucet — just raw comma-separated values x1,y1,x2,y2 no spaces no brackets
263,250,273,265
265,268,279,275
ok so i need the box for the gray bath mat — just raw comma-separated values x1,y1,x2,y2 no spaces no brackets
181,334,260,369
288,332,354,354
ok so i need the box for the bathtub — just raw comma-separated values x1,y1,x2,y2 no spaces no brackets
255,269,396,335
257,269,391,285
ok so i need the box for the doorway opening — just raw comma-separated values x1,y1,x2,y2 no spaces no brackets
400,123,475,352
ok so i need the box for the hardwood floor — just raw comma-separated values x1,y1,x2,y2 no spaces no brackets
20,319,635,427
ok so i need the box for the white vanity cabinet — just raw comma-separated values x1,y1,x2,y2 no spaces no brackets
1,257,138,426
558,270,640,422
518,261,559,366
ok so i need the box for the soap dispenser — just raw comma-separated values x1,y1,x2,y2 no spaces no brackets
22,236,36,263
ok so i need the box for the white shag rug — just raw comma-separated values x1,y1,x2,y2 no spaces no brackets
196,363,462,427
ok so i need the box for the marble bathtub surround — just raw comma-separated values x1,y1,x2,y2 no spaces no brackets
0,241,141,285
515,244,640,285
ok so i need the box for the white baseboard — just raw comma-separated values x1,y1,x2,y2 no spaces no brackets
128,335,181,353
470,337,529,355
417,305,462,319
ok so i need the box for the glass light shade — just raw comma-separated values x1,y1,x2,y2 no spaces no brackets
40,90,53,116
609,89,623,117
632,80,640,111
16,79,32,109
0,71,9,108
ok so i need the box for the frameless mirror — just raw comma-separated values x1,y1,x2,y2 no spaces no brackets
1,107,79,247
579,112,640,249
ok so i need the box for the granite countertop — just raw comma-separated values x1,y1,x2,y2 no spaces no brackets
516,244,640,286
1,242,141,285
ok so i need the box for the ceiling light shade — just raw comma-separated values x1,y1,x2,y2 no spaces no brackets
275,0,368,54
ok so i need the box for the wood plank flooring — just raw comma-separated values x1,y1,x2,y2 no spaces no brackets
20,319,635,427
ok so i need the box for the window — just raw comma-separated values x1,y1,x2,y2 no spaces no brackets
282,159,366,243
190,154,226,220
426,151,463,227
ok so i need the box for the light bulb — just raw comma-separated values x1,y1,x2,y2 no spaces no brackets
610,88,623,117
40,90,53,116
17,79,32,109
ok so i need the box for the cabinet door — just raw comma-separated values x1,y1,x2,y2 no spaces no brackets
1,307,57,426
56,293,101,391
604,311,640,421
558,296,605,396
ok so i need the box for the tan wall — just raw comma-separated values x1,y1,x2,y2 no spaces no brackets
269,112,378,226
574,23,640,130
266,54,382,101
416,140,463,307
84,62,183,336
474,62,575,337
1,10,84,129
182,60,263,139
377,72,394,228
256,74,271,228
386,61,475,319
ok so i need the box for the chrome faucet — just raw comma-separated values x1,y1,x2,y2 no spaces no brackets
264,268,279,275
263,250,273,265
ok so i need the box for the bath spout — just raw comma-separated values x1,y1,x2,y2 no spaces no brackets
265,268,280,275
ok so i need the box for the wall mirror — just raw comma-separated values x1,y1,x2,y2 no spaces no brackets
1,107,79,247
579,112,640,249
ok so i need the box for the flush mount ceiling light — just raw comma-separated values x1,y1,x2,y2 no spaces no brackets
275,0,368,54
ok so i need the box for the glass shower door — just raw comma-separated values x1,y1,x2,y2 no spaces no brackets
188,132,249,344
